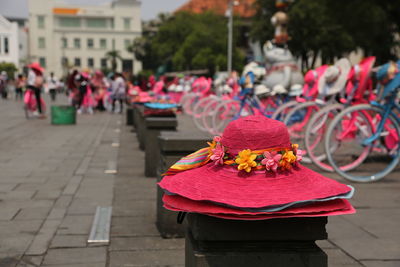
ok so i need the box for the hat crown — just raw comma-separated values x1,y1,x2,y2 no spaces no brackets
221,115,291,154
325,66,340,83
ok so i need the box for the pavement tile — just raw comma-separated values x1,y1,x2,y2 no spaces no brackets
108,250,184,267
57,215,93,235
323,248,362,267
34,190,62,200
1,191,36,200
50,235,87,248
0,207,20,221
14,207,51,221
110,237,184,251
25,219,62,256
0,235,34,254
110,217,160,237
42,247,106,265
112,200,155,218
0,183,18,192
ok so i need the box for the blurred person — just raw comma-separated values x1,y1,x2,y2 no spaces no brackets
15,74,25,101
90,70,109,111
111,72,126,113
0,71,8,99
75,72,94,114
47,72,59,102
27,62,46,118
67,70,79,105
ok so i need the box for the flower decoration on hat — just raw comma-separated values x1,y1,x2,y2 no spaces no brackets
261,151,281,172
235,149,258,173
164,135,303,176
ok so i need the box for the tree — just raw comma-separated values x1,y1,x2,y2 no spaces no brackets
138,11,245,75
251,0,400,69
105,50,122,72
0,62,18,79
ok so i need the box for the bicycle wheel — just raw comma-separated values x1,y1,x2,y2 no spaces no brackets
271,100,299,121
212,100,240,135
192,96,216,132
305,104,345,172
325,104,400,182
283,102,321,163
202,97,222,135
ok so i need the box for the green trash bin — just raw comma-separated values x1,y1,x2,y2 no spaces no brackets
51,106,76,125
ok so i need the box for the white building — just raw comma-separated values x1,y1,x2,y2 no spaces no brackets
28,0,142,77
0,15,20,67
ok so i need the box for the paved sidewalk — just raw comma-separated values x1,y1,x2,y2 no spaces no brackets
0,97,121,266
0,97,398,266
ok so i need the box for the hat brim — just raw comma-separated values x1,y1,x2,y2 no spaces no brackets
163,194,353,216
164,196,355,221
318,59,351,96
158,164,352,209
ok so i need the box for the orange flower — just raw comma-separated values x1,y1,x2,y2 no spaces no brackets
207,141,216,155
235,149,257,172
280,150,297,170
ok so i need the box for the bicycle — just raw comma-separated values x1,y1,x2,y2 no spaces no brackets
324,61,400,182
304,57,376,171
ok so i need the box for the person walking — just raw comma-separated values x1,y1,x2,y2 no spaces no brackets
27,62,46,118
15,74,25,100
111,73,126,113
47,72,59,102
0,71,8,99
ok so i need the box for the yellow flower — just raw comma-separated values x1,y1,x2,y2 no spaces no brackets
280,151,297,170
235,149,257,173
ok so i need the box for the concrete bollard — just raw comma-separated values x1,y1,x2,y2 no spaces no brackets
144,117,177,177
133,105,146,149
157,131,210,238
126,106,134,126
185,213,328,267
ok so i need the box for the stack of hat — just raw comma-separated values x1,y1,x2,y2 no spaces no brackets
159,116,355,220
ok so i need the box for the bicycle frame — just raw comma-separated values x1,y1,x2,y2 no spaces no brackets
362,95,400,146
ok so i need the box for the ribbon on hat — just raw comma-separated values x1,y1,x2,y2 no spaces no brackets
163,136,303,176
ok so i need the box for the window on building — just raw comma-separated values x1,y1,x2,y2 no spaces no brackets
100,39,107,49
59,17,81,28
39,57,46,68
86,18,107,28
111,19,114,29
74,58,81,67
87,38,94,49
61,57,68,67
61,37,68,48
101,58,107,68
124,39,132,49
88,58,94,68
4,37,9,54
123,18,131,30
38,37,45,49
38,16,45,29
74,38,80,49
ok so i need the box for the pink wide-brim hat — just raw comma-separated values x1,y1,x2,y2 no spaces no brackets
345,56,376,97
28,62,44,73
302,65,328,98
164,194,355,218
158,116,352,209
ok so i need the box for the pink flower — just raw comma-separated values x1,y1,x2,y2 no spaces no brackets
261,151,282,172
213,136,222,142
296,149,303,162
210,144,225,165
